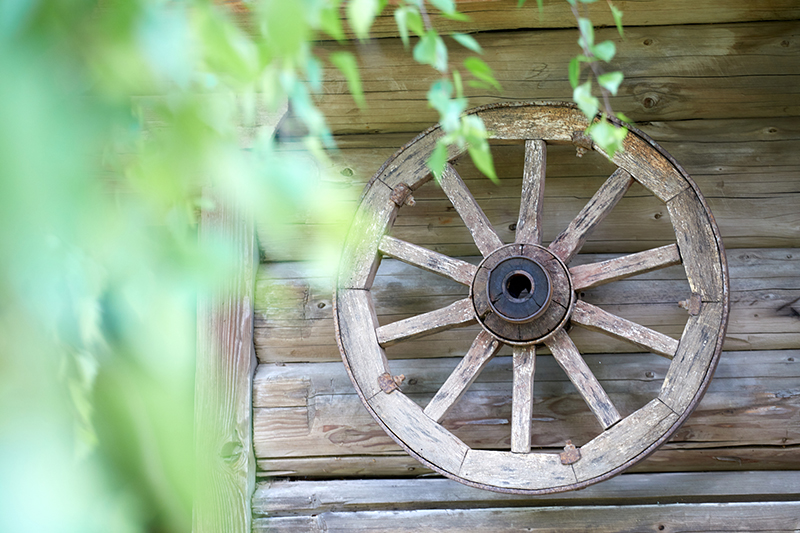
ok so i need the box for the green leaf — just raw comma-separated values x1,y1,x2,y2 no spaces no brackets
568,56,581,89
429,0,456,14
405,8,424,36
442,10,471,22
587,118,627,157
592,40,616,62
347,0,378,40
577,17,594,48
517,0,526,6
610,4,624,37
453,33,483,54
578,0,600,3
597,71,623,95
394,7,410,48
573,81,599,118
464,57,502,91
320,3,345,41
330,51,365,108
414,31,448,72
468,142,498,183
428,141,449,182
615,111,633,124
453,69,464,99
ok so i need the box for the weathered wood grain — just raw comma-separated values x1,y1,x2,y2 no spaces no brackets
570,244,681,290
253,471,800,515
378,235,477,286
439,163,504,256
548,169,634,263
193,193,258,533
255,249,799,362
510,346,536,453
515,140,547,245
253,501,800,532
458,448,577,491
375,297,476,347
571,299,679,359
545,330,622,430
424,330,502,423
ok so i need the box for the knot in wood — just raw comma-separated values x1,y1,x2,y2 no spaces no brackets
379,372,405,393
560,440,581,465
391,183,416,207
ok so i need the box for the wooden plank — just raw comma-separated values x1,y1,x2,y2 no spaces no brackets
424,330,502,423
573,399,678,482
375,297,476,347
458,448,577,491
545,330,622,430
570,244,681,290
667,187,726,302
193,192,258,533
254,501,800,532
515,140,546,245
253,471,800,515
439,163,504,256
510,346,535,453
548,169,634,263
379,235,477,286
571,300,679,359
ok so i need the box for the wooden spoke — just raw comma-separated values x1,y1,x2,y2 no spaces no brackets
510,345,536,453
375,297,476,347
545,330,622,430
549,168,635,263
379,235,477,286
440,164,504,257
570,244,682,290
423,330,502,423
515,140,547,245
571,300,679,359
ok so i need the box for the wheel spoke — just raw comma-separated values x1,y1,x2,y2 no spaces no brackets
423,330,502,423
571,300,679,359
570,244,682,290
440,164,504,257
545,329,622,430
375,297,475,347
515,140,547,245
510,345,536,453
549,168,634,263
379,235,477,286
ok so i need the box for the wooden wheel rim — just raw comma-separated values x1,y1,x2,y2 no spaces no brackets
334,101,729,494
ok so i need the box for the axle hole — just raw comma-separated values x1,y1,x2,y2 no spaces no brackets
506,273,532,300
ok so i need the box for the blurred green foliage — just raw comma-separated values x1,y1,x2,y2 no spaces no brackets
0,1,626,531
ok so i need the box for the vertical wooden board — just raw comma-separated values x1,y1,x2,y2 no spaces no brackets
194,195,257,533
338,179,398,290
667,188,726,302
573,399,678,483
368,388,469,475
336,289,390,399
459,449,577,491
479,103,588,141
607,131,690,202
660,302,726,414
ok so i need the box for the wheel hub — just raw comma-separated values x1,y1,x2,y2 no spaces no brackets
472,244,574,344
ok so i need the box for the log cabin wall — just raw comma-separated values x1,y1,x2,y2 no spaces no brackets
251,2,800,531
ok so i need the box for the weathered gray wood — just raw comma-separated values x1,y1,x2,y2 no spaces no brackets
510,346,536,453
573,399,678,483
571,300,679,359
458,448,577,491
570,244,681,290
379,235,477,286
545,330,622,430
253,471,800,515
548,169,634,264
516,140,547,245
254,501,800,532
439,163,504,256
193,192,258,533
424,330,502,423
375,297,476,347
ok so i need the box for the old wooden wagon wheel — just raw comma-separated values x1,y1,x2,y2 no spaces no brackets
334,101,729,494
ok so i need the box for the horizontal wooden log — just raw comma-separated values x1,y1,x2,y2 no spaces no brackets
253,501,800,532
254,248,799,363
253,470,800,516
253,350,800,475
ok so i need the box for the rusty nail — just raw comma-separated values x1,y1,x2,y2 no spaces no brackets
391,183,415,207
379,372,405,394
678,293,703,316
560,440,581,465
